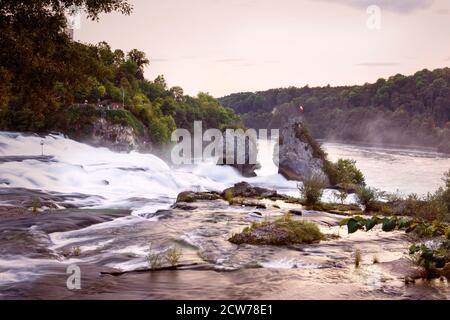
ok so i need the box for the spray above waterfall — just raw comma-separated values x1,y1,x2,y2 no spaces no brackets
0,132,297,215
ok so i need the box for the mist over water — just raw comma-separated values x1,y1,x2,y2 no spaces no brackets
1,132,450,297
323,142,450,196
0,133,297,214
1,132,449,214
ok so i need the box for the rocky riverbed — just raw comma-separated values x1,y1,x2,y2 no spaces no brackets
1,186,449,299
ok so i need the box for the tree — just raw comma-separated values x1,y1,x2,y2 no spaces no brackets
113,49,125,66
219,67,450,153
170,86,184,102
154,75,168,89
0,1,132,20
0,0,133,130
127,49,149,80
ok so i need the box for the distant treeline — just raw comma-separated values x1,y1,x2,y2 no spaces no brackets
219,68,450,153
0,0,240,145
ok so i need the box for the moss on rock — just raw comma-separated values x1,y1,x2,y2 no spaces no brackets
229,215,323,245
176,191,221,203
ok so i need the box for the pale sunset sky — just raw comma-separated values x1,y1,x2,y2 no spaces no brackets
75,0,450,97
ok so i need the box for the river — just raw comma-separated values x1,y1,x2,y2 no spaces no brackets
323,142,450,196
1,132,449,299
256,138,450,196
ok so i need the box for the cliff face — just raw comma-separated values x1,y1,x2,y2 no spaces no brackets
87,118,151,152
275,119,329,184
58,106,152,152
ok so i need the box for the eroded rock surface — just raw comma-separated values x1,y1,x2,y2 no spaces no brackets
276,119,329,183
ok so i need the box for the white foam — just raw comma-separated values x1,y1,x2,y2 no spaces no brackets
260,258,323,269
0,132,303,214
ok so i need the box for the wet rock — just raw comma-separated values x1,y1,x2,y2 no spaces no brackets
172,203,197,211
0,208,130,258
229,197,267,208
146,210,174,220
217,130,260,177
289,209,303,216
404,276,416,284
222,181,278,199
275,119,329,184
248,211,263,218
0,155,55,164
176,191,221,203
0,187,98,211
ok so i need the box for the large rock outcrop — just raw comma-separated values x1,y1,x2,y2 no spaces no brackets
275,119,329,183
217,130,260,177
89,118,150,152
58,106,151,152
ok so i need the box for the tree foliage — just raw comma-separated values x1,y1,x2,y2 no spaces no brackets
219,69,450,152
0,1,241,144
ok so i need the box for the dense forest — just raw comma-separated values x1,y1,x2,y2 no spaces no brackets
0,0,240,145
219,68,450,153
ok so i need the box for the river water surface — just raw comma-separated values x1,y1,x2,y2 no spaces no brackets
323,142,450,196
0,133,449,299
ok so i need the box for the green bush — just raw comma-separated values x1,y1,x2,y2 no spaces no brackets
105,109,145,134
398,171,449,221
146,244,163,270
294,125,327,161
298,175,326,205
165,245,182,266
327,159,365,187
340,215,450,237
31,197,42,213
355,186,380,209
71,246,81,256
443,169,450,213
409,241,450,274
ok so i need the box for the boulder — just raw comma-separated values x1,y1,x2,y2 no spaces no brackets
288,209,303,216
176,191,221,203
172,203,197,211
217,130,260,177
275,119,329,184
222,181,278,198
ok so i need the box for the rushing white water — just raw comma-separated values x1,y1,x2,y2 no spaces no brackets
1,132,450,292
0,132,297,215
1,132,449,216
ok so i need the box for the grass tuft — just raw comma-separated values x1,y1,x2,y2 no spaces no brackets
229,216,323,245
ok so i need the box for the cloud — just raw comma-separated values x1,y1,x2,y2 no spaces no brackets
215,58,244,63
152,58,169,62
214,59,280,67
445,56,450,61
181,55,200,60
316,0,434,13
356,62,399,66
435,8,450,15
